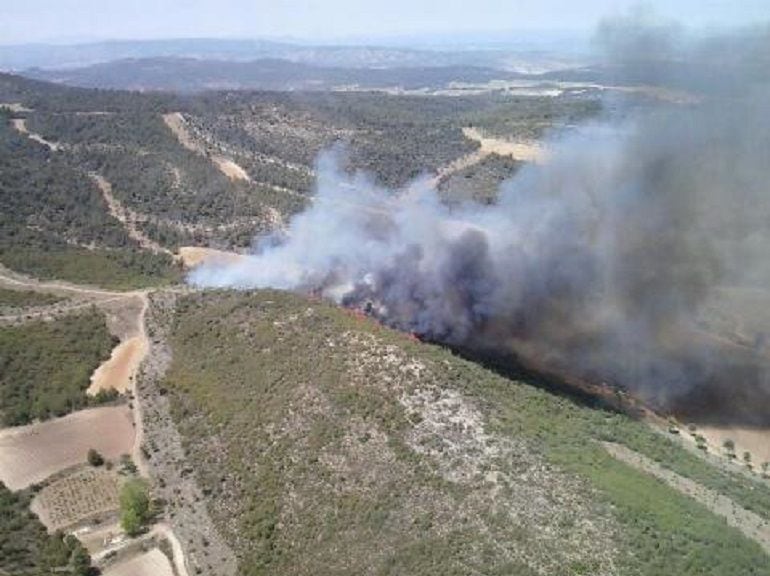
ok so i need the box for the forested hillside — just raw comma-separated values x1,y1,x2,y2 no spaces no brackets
156,290,770,576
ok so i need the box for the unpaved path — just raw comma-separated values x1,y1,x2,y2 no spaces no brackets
177,246,246,269
11,117,62,151
90,173,174,256
0,297,122,325
431,127,545,187
0,266,143,300
603,442,770,554
163,112,251,182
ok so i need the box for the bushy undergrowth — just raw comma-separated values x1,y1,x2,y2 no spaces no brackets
0,309,116,425
162,290,770,576
0,482,94,576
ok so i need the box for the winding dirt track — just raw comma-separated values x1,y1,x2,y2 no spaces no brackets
603,442,770,554
89,173,174,256
10,117,62,151
163,112,251,182
431,127,546,187
0,267,190,576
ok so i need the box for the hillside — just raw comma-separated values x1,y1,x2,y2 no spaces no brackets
24,57,526,93
151,290,770,576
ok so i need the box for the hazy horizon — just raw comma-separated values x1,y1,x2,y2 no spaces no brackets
2,0,767,47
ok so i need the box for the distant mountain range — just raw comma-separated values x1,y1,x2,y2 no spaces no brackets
0,38,585,73
21,57,545,92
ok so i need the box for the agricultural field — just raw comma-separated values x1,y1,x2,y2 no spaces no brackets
0,405,135,490
159,290,770,576
31,466,121,531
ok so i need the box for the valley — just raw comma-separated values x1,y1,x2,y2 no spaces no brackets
1,58,770,576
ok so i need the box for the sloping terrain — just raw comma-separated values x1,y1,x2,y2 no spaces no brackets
0,309,116,425
158,290,770,576
24,57,525,92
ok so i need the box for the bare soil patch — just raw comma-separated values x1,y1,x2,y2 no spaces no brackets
0,406,135,490
212,156,251,182
163,112,252,182
162,113,201,153
0,102,33,113
102,548,175,576
31,466,120,531
462,126,545,163
432,126,545,186
177,246,245,269
697,426,770,467
88,336,148,396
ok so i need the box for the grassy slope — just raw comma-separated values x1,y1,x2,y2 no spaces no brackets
0,309,117,426
0,288,63,308
162,291,770,576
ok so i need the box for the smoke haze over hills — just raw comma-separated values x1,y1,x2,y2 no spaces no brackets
190,18,770,424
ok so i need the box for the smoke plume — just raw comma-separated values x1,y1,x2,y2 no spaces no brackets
191,19,770,424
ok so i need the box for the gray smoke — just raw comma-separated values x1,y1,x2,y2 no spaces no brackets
191,19,770,424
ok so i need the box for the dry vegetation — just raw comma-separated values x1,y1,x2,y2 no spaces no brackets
157,290,770,576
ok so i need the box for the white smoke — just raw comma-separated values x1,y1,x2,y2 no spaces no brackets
190,21,770,424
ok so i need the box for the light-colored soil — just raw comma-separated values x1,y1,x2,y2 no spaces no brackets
11,117,62,150
88,336,148,396
177,246,245,269
697,426,770,467
102,548,175,576
212,156,251,182
31,466,120,531
603,441,770,554
462,127,545,163
90,173,174,256
163,112,252,183
0,406,135,490
432,126,545,186
0,102,34,113
162,113,201,153
75,520,125,554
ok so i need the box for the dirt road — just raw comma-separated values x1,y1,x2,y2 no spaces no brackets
431,126,545,187
163,112,251,182
603,441,770,554
11,117,62,151
90,173,174,256
0,267,192,572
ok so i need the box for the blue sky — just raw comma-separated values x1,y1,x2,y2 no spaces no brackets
2,0,767,45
